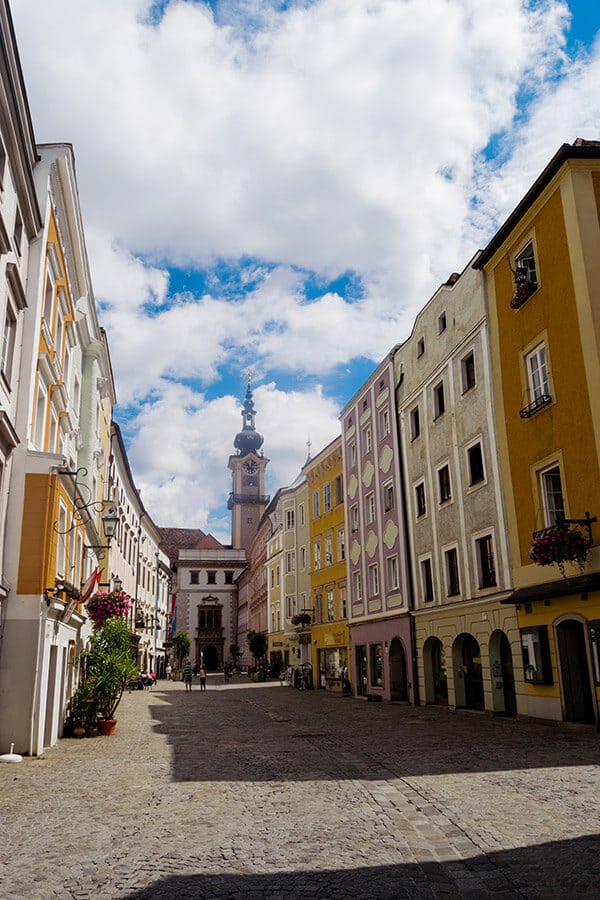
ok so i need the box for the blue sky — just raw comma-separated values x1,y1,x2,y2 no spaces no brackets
10,0,600,541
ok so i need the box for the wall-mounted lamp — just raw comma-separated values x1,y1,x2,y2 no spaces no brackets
84,508,119,559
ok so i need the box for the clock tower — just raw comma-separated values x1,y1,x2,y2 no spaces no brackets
228,378,269,550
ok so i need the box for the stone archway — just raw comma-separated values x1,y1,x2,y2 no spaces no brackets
423,636,448,705
555,618,595,724
489,630,517,717
389,638,408,701
453,633,484,711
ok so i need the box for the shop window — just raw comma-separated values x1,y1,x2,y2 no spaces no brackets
370,643,384,687
520,626,553,684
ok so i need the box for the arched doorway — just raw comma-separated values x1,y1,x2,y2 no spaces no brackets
423,636,448,705
489,630,517,717
555,619,595,724
389,638,408,701
202,645,219,671
453,634,484,710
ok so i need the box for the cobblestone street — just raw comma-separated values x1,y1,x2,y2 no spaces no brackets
1,675,599,899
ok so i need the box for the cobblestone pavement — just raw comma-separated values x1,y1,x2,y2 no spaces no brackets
1,675,599,899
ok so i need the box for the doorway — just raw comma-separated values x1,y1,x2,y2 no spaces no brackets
355,645,368,697
489,630,517,717
556,619,595,723
389,638,408,701
453,633,484,710
202,644,219,671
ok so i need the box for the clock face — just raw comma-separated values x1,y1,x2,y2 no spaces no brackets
243,459,258,474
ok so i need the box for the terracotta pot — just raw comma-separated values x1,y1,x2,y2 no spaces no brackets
99,718,117,736
72,725,86,739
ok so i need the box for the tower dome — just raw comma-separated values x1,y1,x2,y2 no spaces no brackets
233,379,264,456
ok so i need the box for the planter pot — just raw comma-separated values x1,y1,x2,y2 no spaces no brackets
72,725,86,739
99,718,117,736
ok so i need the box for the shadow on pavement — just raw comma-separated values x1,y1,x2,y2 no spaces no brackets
147,681,599,782
123,833,600,899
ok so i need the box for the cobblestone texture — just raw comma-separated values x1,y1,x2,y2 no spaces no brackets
1,676,599,898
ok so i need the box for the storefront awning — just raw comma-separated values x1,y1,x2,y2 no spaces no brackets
501,571,600,605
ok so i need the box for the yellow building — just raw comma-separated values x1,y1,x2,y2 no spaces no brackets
305,436,349,692
475,139,600,726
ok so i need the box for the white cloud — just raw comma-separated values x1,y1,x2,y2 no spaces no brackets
126,379,339,532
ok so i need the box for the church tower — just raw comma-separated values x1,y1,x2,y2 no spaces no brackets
228,378,269,550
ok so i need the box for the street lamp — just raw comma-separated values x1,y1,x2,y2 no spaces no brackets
84,508,120,559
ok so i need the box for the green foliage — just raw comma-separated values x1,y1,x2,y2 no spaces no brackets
172,631,191,666
246,630,267,663
85,616,138,720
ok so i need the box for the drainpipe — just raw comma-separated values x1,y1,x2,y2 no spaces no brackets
29,598,46,756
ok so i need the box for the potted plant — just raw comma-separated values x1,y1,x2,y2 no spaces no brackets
529,525,590,577
85,617,138,734
86,589,131,629
65,681,98,738
291,613,311,627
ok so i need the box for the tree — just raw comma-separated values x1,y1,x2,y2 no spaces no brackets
246,630,267,664
172,631,191,667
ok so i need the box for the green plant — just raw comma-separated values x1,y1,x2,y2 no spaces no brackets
85,617,138,720
68,680,98,727
246,630,267,664
172,631,191,667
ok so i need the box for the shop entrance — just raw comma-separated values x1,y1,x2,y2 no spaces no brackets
489,630,517,717
423,636,448,705
355,645,368,697
453,633,484,710
556,619,595,723
389,638,408,701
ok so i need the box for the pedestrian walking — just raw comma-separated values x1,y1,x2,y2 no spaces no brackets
183,659,193,691
166,663,172,680
199,666,207,691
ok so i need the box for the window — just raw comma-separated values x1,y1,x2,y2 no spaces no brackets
56,504,67,578
438,465,451,504
349,442,356,466
334,475,343,505
325,537,333,566
383,481,394,512
300,546,307,569
461,351,476,393
285,595,296,618
337,528,345,561
467,442,485,486
386,555,399,590
207,571,216,585
438,311,447,334
313,490,320,518
190,571,199,585
43,272,54,325
1,304,16,382
285,551,296,573
433,382,445,419
314,592,323,623
379,407,390,437
340,586,347,619
444,548,460,596
362,426,372,454
520,626,552,684
351,504,359,532
313,542,321,570
540,465,565,526
415,482,426,518
515,241,538,290
299,503,305,526
417,337,425,358
286,509,295,529
523,343,551,414
224,571,234,585
13,207,23,256
366,492,375,524
370,643,384,686
323,482,331,512
353,570,362,603
0,141,5,188
327,590,335,621
410,406,420,440
421,558,434,603
34,385,47,449
475,535,497,588
369,564,379,596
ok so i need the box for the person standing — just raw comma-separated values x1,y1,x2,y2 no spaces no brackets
166,663,172,680
183,659,193,691
199,666,207,692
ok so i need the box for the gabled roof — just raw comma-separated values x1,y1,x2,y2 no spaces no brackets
159,527,224,565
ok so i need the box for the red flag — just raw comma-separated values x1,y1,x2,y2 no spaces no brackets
80,567,102,603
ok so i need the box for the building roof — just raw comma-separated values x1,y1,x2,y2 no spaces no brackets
159,527,224,565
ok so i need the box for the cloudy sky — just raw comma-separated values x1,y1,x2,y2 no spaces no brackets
10,0,600,541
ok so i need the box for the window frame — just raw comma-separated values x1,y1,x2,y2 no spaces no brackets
474,533,497,590
433,381,445,419
437,463,452,505
461,350,476,393
415,481,426,519
467,440,486,487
